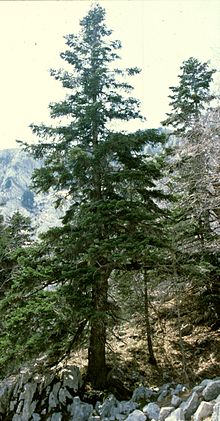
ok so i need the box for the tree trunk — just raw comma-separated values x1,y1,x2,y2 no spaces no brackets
172,250,189,384
87,271,108,389
144,268,157,365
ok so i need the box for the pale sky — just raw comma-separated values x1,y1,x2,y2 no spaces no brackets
0,0,220,150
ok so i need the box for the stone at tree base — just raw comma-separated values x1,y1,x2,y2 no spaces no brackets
124,409,146,421
0,378,16,414
48,381,61,410
164,407,185,421
132,386,153,402
61,365,82,392
142,402,160,420
32,414,41,421
193,401,214,421
118,400,138,415
16,400,23,414
171,395,182,408
191,385,206,396
22,399,37,420
96,394,119,419
51,413,62,421
202,380,220,401
10,399,17,412
200,379,213,387
19,381,37,400
181,391,199,419
158,406,174,421
68,396,93,421
58,386,73,405
157,384,174,404
212,402,220,421
12,415,22,421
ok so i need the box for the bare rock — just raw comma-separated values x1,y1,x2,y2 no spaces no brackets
125,409,146,421
202,380,220,401
212,401,220,421
193,401,214,421
143,402,160,420
158,406,174,421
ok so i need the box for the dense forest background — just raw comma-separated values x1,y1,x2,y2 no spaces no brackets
0,4,219,391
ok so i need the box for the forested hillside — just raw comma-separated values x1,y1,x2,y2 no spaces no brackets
0,4,219,403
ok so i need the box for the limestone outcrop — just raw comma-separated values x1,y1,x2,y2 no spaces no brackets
0,364,220,420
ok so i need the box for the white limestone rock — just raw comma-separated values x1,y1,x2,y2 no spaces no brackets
143,402,160,420
202,380,220,401
68,396,93,421
171,395,182,408
193,401,214,421
58,386,73,405
124,409,146,421
181,391,199,419
51,413,62,421
212,401,220,421
165,407,185,421
132,386,154,402
158,406,174,421
61,365,82,393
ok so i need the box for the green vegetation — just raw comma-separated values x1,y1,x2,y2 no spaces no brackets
0,4,219,389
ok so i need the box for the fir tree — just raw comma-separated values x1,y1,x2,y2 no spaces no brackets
20,5,169,388
162,57,215,134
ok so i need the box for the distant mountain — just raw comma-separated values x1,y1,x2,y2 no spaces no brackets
0,148,62,234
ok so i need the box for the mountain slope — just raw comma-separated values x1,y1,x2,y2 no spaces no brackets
0,148,62,234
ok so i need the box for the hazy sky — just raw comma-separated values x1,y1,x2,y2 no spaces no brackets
0,0,220,150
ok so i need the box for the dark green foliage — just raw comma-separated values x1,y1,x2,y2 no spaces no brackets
0,212,33,299
14,4,171,388
162,57,215,133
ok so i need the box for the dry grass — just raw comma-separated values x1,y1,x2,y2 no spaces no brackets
67,288,220,390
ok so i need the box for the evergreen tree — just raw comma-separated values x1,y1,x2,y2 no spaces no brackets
20,5,169,388
162,57,215,134
0,212,33,299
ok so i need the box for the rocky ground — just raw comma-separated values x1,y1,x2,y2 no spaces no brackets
1,274,219,420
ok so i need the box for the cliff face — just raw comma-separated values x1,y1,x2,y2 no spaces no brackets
0,148,62,234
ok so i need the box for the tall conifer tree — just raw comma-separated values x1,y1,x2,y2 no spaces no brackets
21,5,168,388
162,57,215,134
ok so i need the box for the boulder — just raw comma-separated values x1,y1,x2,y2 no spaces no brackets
124,409,146,421
60,365,82,393
172,385,187,396
0,379,15,414
193,401,214,421
181,391,199,419
32,414,41,421
157,384,173,403
132,386,153,402
165,407,185,421
118,400,138,415
68,396,93,421
58,386,73,405
142,402,160,420
18,382,37,420
212,401,220,421
202,380,220,401
96,394,119,419
49,382,61,410
158,406,174,421
51,413,62,421
171,395,182,408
